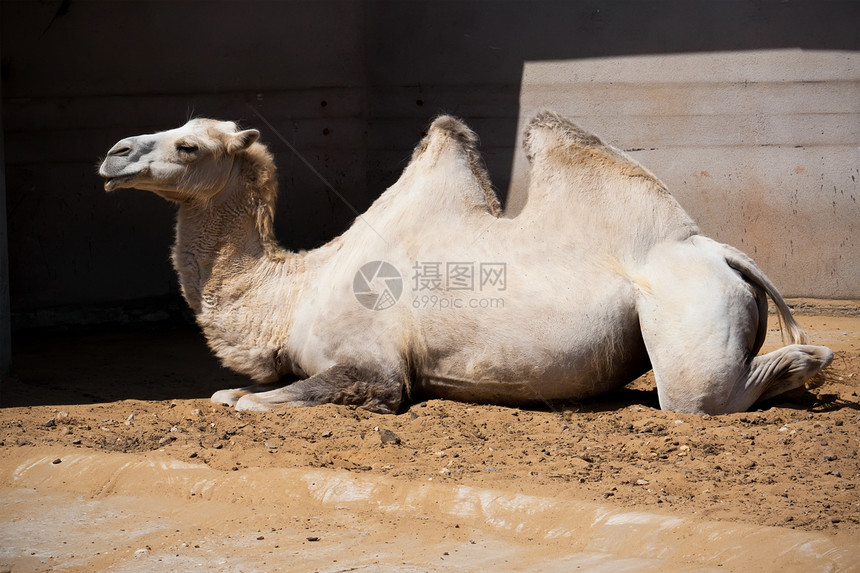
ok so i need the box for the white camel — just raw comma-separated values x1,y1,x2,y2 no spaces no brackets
98,112,832,415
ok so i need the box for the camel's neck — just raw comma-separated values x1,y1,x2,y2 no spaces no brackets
173,200,285,313
171,147,304,382
172,153,290,309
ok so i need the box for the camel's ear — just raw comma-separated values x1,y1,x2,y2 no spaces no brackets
227,129,260,154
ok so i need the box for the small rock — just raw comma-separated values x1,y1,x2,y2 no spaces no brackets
377,428,401,445
256,535,265,540
134,548,150,557
636,479,650,486
306,536,320,542
44,419,56,428
824,454,838,462
191,409,202,417
321,431,332,438
72,438,82,445
264,442,278,449
51,458,62,465
125,413,135,425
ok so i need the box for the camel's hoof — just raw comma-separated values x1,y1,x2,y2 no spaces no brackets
210,389,242,406
235,394,273,412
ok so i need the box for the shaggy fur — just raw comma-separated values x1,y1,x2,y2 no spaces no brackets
98,113,833,415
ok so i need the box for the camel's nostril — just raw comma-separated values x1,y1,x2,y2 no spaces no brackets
109,143,132,157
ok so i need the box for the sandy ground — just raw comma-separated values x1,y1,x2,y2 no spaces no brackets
1,301,859,571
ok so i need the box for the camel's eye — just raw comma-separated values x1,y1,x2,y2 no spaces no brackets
176,142,198,154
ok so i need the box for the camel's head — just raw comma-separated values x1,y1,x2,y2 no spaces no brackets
99,118,260,202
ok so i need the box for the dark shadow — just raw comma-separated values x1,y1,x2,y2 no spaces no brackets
3,325,249,407
759,386,860,414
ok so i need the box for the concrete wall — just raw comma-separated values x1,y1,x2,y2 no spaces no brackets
509,50,860,297
2,1,858,333
0,104,10,377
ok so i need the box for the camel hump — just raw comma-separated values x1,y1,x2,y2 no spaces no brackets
411,115,501,216
428,115,481,149
523,110,604,161
523,110,662,186
411,115,482,164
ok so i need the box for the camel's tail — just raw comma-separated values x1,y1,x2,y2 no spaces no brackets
718,241,808,345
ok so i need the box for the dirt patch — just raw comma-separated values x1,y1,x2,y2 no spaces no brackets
1,303,859,570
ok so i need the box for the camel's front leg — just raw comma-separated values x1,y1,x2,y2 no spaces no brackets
211,381,292,407
234,364,406,414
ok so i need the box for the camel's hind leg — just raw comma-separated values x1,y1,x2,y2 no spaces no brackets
743,344,833,405
637,237,832,415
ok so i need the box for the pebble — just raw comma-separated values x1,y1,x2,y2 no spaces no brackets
134,548,150,557
377,429,401,445
44,419,56,428
636,479,650,486
51,458,62,465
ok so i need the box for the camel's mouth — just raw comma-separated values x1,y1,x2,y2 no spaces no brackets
102,174,137,192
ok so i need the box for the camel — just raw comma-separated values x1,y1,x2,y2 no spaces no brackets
98,112,833,415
